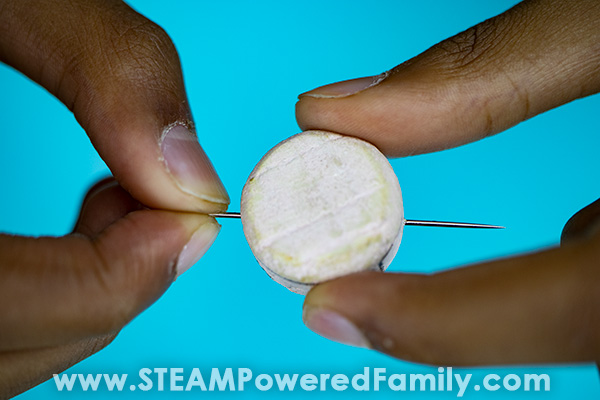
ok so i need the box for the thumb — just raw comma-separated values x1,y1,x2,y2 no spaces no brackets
296,0,600,156
302,235,600,365
0,208,220,351
0,0,228,212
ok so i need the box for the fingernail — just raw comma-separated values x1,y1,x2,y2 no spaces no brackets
303,306,370,348
176,220,221,276
298,72,388,99
161,124,230,206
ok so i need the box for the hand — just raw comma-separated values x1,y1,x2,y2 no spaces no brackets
297,0,600,365
0,0,228,397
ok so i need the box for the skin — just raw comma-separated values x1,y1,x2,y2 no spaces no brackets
0,0,229,397
1,0,598,397
298,0,600,365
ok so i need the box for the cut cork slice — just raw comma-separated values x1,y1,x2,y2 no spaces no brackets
241,131,404,294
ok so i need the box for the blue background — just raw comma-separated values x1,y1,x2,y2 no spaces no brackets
3,0,599,398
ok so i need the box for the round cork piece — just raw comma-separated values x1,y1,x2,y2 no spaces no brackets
241,131,404,294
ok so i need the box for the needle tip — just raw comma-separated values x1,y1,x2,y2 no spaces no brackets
404,220,505,229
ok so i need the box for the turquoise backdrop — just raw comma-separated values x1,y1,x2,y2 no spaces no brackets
3,1,599,398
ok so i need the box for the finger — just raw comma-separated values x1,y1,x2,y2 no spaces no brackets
296,0,600,156
303,232,600,365
0,180,144,397
0,333,116,399
73,178,143,237
0,211,221,351
562,198,600,244
0,0,229,212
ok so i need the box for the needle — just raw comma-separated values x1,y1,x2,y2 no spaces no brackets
403,220,504,229
209,212,504,229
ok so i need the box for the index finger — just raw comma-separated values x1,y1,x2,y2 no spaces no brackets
296,0,600,157
0,0,229,212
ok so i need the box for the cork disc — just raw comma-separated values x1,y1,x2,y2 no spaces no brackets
241,131,404,294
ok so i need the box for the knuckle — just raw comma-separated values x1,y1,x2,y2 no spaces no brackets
85,212,172,336
432,18,502,73
85,240,137,335
76,332,120,362
88,332,119,354
71,8,187,127
103,17,180,80
71,3,182,89
91,14,185,117
113,20,176,61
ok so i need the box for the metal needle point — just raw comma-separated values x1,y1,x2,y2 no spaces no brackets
209,212,504,229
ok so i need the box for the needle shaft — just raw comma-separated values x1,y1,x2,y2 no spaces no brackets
210,212,241,219
404,220,504,229
209,212,504,229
